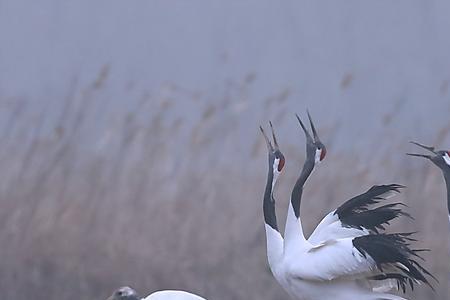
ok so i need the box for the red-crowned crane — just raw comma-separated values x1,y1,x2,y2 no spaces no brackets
408,141,450,226
260,114,433,300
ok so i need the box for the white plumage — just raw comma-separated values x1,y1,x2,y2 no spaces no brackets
307,184,402,245
307,212,369,245
143,290,206,300
107,286,206,300
260,115,433,300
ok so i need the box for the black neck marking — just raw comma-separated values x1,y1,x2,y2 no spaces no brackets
263,165,279,231
291,159,315,219
444,172,450,217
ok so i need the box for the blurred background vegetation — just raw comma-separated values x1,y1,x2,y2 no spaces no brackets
1,1,450,299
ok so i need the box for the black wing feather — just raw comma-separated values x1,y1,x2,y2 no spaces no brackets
334,184,407,233
353,233,436,293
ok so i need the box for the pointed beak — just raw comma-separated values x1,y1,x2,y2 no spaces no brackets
406,153,432,160
269,121,280,150
307,110,320,143
407,141,437,160
295,113,313,143
410,141,437,154
260,124,274,151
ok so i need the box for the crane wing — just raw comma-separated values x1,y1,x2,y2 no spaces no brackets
307,184,408,245
308,214,368,245
289,233,433,292
334,184,408,233
290,237,374,281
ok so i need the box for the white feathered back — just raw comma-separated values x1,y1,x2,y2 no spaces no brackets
143,290,206,300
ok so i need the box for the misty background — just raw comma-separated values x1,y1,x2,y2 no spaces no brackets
1,1,450,299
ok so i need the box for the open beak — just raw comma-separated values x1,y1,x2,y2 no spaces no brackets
260,121,280,151
269,121,280,150
406,141,437,160
307,110,321,143
295,113,314,143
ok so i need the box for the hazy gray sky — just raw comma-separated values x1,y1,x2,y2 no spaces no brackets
1,0,449,149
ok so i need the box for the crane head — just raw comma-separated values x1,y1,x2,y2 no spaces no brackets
295,111,327,165
407,141,450,171
107,286,140,300
260,122,286,178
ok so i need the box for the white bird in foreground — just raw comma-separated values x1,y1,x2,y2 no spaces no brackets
107,286,206,300
260,114,434,300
